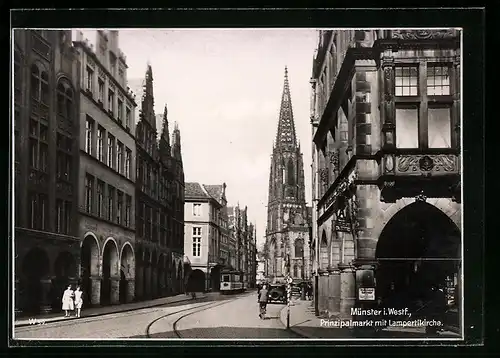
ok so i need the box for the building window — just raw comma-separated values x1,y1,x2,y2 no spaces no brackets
394,62,455,149
396,106,419,149
30,63,49,104
117,191,123,225
428,106,452,148
117,99,123,124
125,149,131,179
193,203,201,216
96,180,104,217
395,66,418,96
85,116,94,155
117,141,124,174
84,174,94,214
108,89,115,115
192,227,202,257
28,117,48,172
56,149,71,181
98,78,104,103
110,52,116,76
57,80,74,121
14,50,22,102
125,195,131,227
86,66,94,93
107,134,115,168
56,199,71,234
427,64,451,96
97,126,104,162
125,107,131,129
107,185,115,221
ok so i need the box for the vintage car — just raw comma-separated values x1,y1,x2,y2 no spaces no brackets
267,283,287,304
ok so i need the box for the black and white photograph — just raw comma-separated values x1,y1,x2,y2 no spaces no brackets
10,17,470,344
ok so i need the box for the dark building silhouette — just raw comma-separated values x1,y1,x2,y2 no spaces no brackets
13,29,81,316
134,64,185,301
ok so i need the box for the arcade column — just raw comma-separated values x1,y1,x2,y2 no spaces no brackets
110,276,120,304
135,264,144,300
328,268,341,316
39,277,53,314
90,275,101,305
339,266,356,318
126,279,135,302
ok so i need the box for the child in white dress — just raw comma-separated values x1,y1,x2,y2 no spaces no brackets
74,286,83,318
61,285,74,317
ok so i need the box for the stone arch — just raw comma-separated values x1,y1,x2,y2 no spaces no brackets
21,247,50,314
80,233,100,307
374,200,461,325
187,269,205,293
119,242,135,280
320,230,329,269
101,237,119,305
373,197,461,243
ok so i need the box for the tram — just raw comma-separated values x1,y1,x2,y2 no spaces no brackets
220,269,246,294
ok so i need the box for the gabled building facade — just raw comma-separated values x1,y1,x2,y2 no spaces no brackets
310,30,461,328
264,67,312,284
184,182,227,292
134,64,185,301
14,29,81,315
73,30,137,307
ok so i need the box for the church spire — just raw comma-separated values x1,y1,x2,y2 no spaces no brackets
275,66,297,150
161,103,170,145
171,121,183,163
140,64,157,131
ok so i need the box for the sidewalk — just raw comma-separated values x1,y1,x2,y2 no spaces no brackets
15,292,208,328
279,299,461,339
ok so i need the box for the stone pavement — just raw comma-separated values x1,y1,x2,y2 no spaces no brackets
279,299,462,339
15,292,207,328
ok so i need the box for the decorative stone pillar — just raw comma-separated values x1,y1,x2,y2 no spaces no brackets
39,278,53,314
110,277,120,304
126,279,135,303
90,276,101,305
339,267,356,317
135,265,143,300
328,268,341,316
318,269,328,315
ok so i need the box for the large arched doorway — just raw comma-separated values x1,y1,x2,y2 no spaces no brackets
80,235,100,307
53,251,77,312
21,247,50,314
375,201,461,326
120,243,135,304
210,265,223,292
187,269,205,293
101,239,119,305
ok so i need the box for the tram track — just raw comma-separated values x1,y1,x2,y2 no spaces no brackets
146,292,254,338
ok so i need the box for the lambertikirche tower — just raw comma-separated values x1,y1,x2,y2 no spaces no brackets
265,67,311,283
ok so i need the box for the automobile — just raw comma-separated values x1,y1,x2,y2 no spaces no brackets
267,283,287,304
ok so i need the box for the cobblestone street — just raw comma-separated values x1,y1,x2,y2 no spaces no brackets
149,293,299,339
14,293,224,339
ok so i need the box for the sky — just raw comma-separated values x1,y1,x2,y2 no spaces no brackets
74,29,318,249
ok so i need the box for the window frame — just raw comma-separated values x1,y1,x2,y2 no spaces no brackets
393,61,456,150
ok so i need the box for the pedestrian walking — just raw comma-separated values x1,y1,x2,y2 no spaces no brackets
258,284,269,319
61,285,74,317
74,286,83,318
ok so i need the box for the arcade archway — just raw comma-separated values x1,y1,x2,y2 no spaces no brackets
119,243,134,304
21,247,50,314
81,234,99,307
53,251,77,312
187,269,205,293
101,239,119,305
375,201,461,325
210,265,223,292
